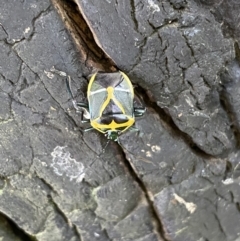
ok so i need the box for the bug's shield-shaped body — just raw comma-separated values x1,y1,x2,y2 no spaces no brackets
87,71,135,136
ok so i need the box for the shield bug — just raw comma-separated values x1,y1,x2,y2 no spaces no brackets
67,71,146,142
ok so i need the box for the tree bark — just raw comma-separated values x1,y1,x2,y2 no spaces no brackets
0,0,240,240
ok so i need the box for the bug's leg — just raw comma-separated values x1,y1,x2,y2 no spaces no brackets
128,126,139,132
81,119,90,124
134,107,146,117
51,67,91,122
71,99,88,113
66,76,89,112
49,68,88,111
66,75,78,108
128,126,144,138
83,127,94,132
133,89,146,116
134,112,144,117
102,139,110,153
76,102,89,109
80,111,90,123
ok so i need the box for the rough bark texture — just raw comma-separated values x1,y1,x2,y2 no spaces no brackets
0,0,240,241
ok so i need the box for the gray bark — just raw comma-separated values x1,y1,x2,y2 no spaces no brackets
0,0,240,241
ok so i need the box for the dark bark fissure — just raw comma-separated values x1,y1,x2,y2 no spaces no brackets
34,174,83,241
0,211,37,241
48,196,83,241
51,0,116,72
118,145,170,241
234,42,240,62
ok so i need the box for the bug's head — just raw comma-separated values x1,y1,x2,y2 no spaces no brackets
105,130,119,142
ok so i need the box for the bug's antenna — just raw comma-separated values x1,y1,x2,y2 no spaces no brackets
49,66,75,101
50,66,85,113
66,75,75,100
102,139,110,153
66,75,81,112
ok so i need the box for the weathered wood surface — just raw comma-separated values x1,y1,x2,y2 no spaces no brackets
0,0,240,240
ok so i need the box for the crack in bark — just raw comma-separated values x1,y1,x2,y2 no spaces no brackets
213,213,227,238
10,46,102,161
51,0,115,72
128,36,147,73
33,173,83,240
37,173,114,241
28,5,52,42
130,0,139,32
39,80,102,158
234,42,240,63
72,224,83,241
181,32,197,62
119,146,170,241
48,195,82,241
0,211,38,241
0,23,9,38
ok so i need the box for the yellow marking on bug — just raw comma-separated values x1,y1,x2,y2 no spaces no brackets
87,72,97,98
91,118,135,133
88,72,134,117
98,87,126,116
87,71,135,135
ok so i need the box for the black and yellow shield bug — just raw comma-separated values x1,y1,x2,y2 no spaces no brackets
67,71,146,142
